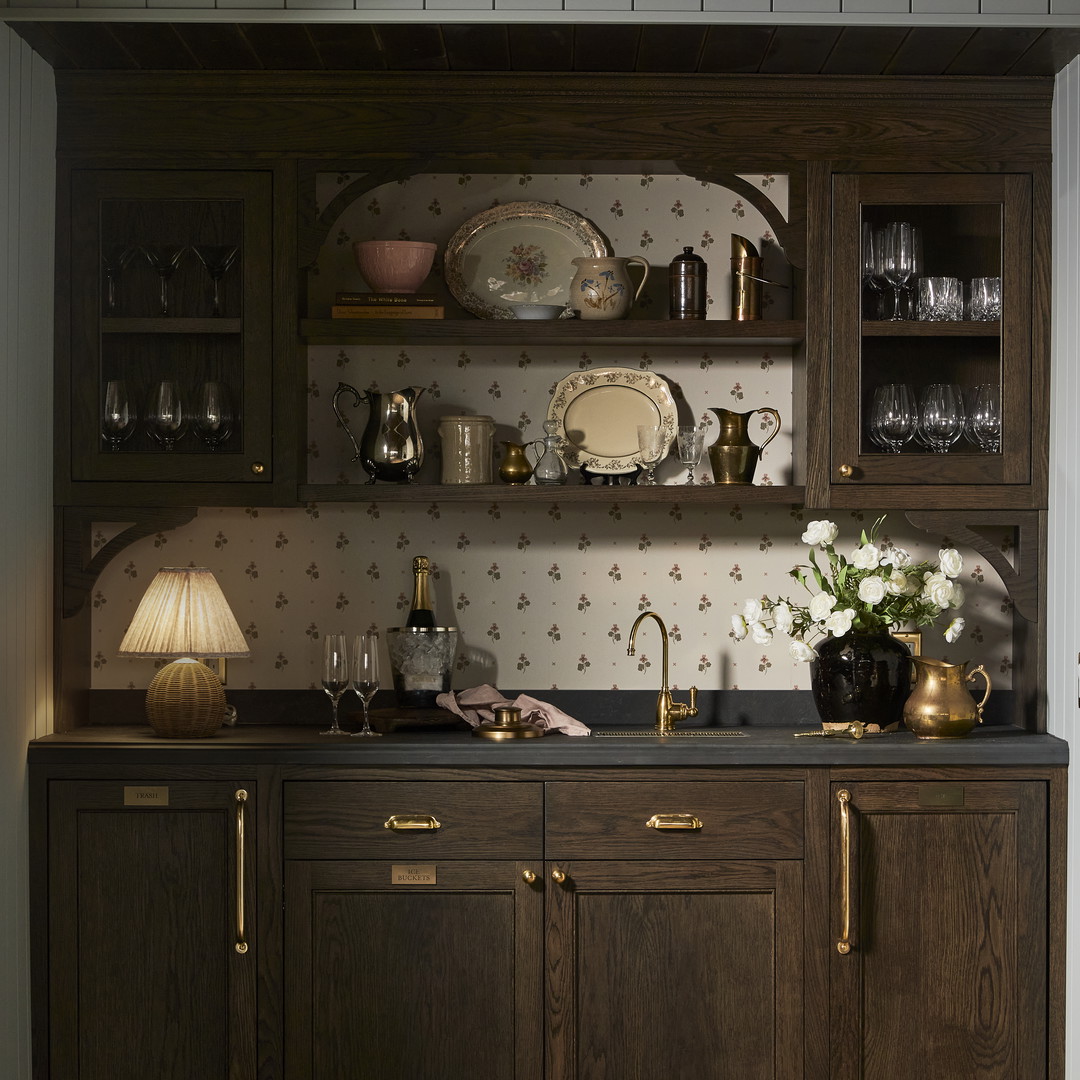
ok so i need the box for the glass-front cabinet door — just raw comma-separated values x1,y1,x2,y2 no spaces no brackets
829,172,1040,509
64,169,274,500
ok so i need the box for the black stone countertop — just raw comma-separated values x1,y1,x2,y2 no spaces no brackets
28,724,1069,768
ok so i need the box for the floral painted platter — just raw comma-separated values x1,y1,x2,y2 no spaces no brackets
444,201,608,319
546,367,677,474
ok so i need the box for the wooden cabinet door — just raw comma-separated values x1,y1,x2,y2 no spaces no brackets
284,860,543,1080
545,859,804,1080
829,780,1048,1079
46,780,257,1080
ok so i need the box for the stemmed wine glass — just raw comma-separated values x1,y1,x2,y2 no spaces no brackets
868,383,917,453
966,383,1002,453
676,423,706,485
320,632,349,736
350,631,381,737
880,221,916,321
636,424,667,486
145,380,187,450
142,244,186,316
193,245,239,317
193,381,234,450
102,379,136,450
861,222,886,320
919,383,966,453
101,244,135,315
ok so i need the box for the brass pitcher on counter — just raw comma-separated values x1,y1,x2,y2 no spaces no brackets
707,407,781,485
902,655,992,739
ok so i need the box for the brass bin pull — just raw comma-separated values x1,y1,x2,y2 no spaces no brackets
646,813,703,830
234,789,248,956
384,814,442,831
837,789,852,955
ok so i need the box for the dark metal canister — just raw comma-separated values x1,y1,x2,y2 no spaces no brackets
668,246,707,320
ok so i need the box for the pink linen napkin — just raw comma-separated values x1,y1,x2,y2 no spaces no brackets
436,684,591,736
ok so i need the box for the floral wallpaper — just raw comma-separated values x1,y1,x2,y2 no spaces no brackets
88,171,1015,699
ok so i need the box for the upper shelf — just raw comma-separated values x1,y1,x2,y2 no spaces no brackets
862,320,1000,338
300,318,805,348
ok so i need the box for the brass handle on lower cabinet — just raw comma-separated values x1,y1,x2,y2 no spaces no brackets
551,869,567,884
234,789,248,955
838,464,854,479
384,814,442,831
646,813,703,830
837,789,852,955
250,462,265,475
522,870,537,884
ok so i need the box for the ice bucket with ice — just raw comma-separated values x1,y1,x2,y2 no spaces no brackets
385,626,459,707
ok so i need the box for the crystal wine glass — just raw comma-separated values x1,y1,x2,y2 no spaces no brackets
636,424,666,486
676,423,706,485
919,383,966,453
145,380,187,450
193,381,234,450
101,244,135,315
861,222,886,320
320,632,349,736
350,631,381,737
142,244,186,316
966,383,1002,453
193,244,239,317
101,379,136,450
880,221,916,321
868,383,917,453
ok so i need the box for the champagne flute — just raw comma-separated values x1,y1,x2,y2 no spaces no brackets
101,379,136,450
320,632,349,735
142,244,186,316
145,380,187,450
193,380,234,450
880,221,916,321
861,222,885,320
193,244,239,317
350,631,381,737
676,423,706,485
636,424,666,486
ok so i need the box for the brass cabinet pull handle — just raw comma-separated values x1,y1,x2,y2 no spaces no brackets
522,870,537,884
837,789,852,955
838,464,854,479
234,790,248,955
551,869,566,884
384,814,442,831
646,813,703,830
250,462,265,475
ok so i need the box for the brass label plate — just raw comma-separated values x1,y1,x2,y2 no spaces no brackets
918,784,965,808
123,785,169,806
392,864,437,885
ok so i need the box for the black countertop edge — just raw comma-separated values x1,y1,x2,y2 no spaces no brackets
27,725,1069,768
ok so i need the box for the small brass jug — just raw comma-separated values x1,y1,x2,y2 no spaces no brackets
707,407,781,485
902,656,992,739
499,441,534,485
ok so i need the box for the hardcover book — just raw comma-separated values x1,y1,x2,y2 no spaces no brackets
334,292,439,305
331,305,445,319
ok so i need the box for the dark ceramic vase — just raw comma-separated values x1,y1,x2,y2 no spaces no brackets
810,629,912,727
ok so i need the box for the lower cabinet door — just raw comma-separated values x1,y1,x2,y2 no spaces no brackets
284,860,544,1080
829,780,1048,1079
545,859,805,1080
46,779,257,1080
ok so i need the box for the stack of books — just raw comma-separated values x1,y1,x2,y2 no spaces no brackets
331,292,445,319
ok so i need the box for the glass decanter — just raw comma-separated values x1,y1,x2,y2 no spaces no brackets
532,419,568,485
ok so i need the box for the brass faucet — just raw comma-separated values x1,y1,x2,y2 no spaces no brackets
627,611,699,733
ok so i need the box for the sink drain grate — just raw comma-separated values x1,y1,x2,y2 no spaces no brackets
593,729,748,738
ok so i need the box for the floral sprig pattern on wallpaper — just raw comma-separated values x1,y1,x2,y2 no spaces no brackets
91,506,1014,695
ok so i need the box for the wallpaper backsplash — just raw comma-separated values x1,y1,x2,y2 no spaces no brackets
90,170,1015,696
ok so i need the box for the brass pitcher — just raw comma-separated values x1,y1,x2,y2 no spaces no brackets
902,656,992,739
499,441,534,484
707,407,781,485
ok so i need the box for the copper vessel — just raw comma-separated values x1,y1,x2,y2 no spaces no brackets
902,655,992,739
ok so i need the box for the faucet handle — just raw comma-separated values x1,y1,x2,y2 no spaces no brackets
668,687,699,723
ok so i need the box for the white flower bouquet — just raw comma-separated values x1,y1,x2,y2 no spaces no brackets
733,515,966,662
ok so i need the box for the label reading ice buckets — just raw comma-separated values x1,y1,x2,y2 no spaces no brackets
386,626,459,707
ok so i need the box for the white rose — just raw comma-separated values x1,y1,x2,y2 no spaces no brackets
731,614,749,640
808,591,837,621
922,571,955,609
945,617,965,643
823,608,856,637
801,520,838,547
938,548,964,579
789,639,817,662
902,573,923,597
850,543,881,570
750,621,773,645
858,576,886,605
884,568,909,595
948,582,965,609
773,602,795,634
743,598,766,624
889,547,912,569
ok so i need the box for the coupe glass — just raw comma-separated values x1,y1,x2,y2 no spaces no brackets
145,380,187,450
676,424,706,485
193,244,239,317
880,221,916,321
193,380,234,450
868,383,917,453
142,244,186,316
101,244,135,315
919,383,966,453
636,424,666,486
101,379,136,449
350,631,381,737
966,383,1002,453
320,633,349,736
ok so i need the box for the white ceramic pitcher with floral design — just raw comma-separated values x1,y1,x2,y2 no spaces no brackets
569,256,649,320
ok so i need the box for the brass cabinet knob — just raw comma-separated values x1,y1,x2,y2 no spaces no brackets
551,869,566,884
250,461,266,475
838,464,854,479
521,870,537,884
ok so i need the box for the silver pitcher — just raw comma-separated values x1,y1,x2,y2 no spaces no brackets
332,382,425,484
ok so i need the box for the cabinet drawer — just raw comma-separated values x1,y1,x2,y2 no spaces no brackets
284,781,543,859
546,782,803,860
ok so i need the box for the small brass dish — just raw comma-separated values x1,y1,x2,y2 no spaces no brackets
472,704,544,740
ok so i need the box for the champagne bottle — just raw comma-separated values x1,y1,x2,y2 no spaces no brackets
406,555,436,628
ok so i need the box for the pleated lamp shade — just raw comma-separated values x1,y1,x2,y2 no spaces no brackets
118,567,249,738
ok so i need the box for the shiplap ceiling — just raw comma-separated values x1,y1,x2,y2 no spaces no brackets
7,21,1080,76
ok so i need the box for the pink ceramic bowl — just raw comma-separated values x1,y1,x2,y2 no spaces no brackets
352,240,437,294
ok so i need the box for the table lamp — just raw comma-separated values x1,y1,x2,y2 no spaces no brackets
118,566,250,738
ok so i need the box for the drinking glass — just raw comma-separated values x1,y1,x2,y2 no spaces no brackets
193,380,234,450
101,244,135,315
880,221,916,321
918,276,962,321
861,222,886,319
966,383,1002,452
968,276,1002,321
869,383,917,453
101,379,136,449
193,244,239,317
142,244,186,316
919,383,966,453
676,424,706,485
320,632,349,736
145,380,187,450
350,631,381,737
636,424,666,485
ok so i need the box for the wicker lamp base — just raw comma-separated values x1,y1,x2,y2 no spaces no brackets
145,658,227,738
